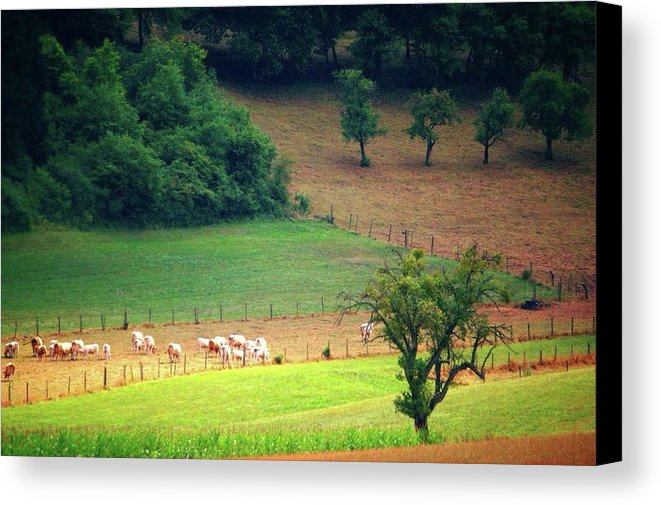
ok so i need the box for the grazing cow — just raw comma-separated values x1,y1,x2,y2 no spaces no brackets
31,336,43,356
197,337,210,353
167,343,182,363
80,343,99,359
219,343,231,368
71,339,85,360
53,342,73,361
360,322,375,344
4,341,19,359
131,331,144,344
143,335,156,354
102,343,112,360
49,340,58,360
244,340,257,365
228,334,246,349
254,346,270,364
208,339,221,357
231,348,244,366
255,336,268,350
3,362,15,381
35,345,47,361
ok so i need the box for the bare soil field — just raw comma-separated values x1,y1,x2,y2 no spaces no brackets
1,301,594,406
220,79,596,282
254,431,596,465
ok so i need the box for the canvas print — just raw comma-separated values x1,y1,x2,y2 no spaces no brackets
1,2,620,464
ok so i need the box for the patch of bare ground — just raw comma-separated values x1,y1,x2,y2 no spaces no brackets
253,431,596,465
219,78,596,283
1,301,594,406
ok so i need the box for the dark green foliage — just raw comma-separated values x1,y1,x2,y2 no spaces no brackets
519,69,592,160
334,69,387,168
341,246,510,438
294,193,312,216
349,9,399,81
2,34,289,232
322,341,331,359
406,88,459,166
473,88,515,164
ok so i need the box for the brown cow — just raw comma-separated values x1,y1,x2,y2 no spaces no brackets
31,336,43,356
35,345,47,361
3,362,15,380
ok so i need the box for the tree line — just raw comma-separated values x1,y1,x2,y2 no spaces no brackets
336,68,592,167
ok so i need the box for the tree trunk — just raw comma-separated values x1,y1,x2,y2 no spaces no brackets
331,43,338,66
545,137,553,160
414,413,429,440
324,49,330,69
359,141,368,167
483,143,489,164
424,141,433,166
406,37,412,71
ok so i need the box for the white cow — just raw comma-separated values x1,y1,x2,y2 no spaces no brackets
143,335,156,354
168,342,182,363
132,331,145,352
228,334,246,349
4,341,19,359
254,346,270,364
360,322,375,344
244,339,257,364
80,343,99,359
231,348,244,366
197,337,211,353
49,340,58,360
102,343,112,360
219,343,231,368
71,339,85,360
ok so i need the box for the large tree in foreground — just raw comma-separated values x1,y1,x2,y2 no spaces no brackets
341,247,510,439
406,88,459,166
473,88,515,164
334,68,387,167
519,68,592,160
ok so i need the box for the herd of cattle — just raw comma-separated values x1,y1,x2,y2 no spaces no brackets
2,321,374,382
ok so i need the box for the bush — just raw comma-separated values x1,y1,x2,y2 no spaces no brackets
294,193,311,216
321,341,331,360
520,268,532,282
274,354,284,365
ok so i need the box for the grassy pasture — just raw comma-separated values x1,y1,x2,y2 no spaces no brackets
1,354,595,459
1,219,552,336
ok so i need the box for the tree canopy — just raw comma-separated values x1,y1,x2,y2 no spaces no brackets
519,69,592,160
473,88,515,164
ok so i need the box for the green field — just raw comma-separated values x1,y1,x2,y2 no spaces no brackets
1,353,594,458
1,219,551,335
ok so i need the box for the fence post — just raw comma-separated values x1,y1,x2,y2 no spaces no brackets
184,354,187,375
284,347,287,363
244,302,248,321
571,316,574,336
368,219,373,238
527,322,531,339
84,371,87,392
430,235,435,255
14,321,18,338
388,224,392,243
79,314,83,333
149,308,152,323
220,305,223,323
349,214,352,229
46,380,49,400
409,231,414,249
523,351,526,365
491,352,494,370
58,316,61,335
140,362,144,381
101,313,105,331
194,307,199,325
321,297,325,314
68,376,72,395
587,342,591,356
123,309,128,330
270,304,273,320
296,301,300,317
123,365,127,384
550,316,554,336
330,204,334,223
172,309,175,325
505,256,509,273
26,381,29,403
8,381,11,404
306,342,309,361
355,214,359,232
36,317,39,337
104,366,107,389
539,350,543,365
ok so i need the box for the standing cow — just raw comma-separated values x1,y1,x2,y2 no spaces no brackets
360,322,375,344
31,336,43,357
4,341,19,359
3,362,16,380
102,343,112,360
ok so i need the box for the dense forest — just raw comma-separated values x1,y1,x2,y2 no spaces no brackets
1,4,595,233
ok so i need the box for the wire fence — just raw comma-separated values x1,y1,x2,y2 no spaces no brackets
322,204,596,301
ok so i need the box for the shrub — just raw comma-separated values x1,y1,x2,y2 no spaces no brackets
321,341,331,360
274,354,284,365
294,193,311,215
520,268,532,282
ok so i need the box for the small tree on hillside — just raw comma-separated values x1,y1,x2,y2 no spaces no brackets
473,88,515,164
334,68,387,167
406,88,459,166
340,246,511,439
519,69,592,160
